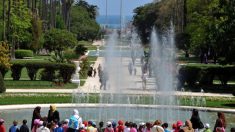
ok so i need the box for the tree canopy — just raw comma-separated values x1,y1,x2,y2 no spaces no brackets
133,0,235,64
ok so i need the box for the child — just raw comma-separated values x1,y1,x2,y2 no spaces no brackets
203,124,212,132
9,120,20,132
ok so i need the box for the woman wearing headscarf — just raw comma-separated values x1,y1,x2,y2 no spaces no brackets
47,104,60,123
213,112,226,132
68,109,83,132
181,120,194,132
31,106,42,130
190,109,204,131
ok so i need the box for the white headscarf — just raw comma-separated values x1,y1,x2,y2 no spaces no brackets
73,109,79,118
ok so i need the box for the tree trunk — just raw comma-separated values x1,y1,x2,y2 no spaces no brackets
27,0,30,8
183,0,187,30
7,0,11,41
3,0,6,41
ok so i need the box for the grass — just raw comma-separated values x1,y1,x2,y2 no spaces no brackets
0,93,72,105
0,93,234,108
4,80,81,89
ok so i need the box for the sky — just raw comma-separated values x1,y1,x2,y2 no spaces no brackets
85,0,153,16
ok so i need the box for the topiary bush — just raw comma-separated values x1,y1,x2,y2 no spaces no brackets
11,61,25,80
15,49,34,59
59,63,76,83
178,65,201,86
0,72,6,93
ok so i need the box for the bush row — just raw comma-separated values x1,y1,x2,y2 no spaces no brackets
15,49,34,59
178,64,235,87
5,60,76,83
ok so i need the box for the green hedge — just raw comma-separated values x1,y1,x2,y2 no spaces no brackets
10,60,76,83
0,72,6,93
15,49,34,59
0,65,9,78
178,64,235,87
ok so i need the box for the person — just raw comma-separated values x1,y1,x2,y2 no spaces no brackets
0,119,6,132
117,120,124,132
151,120,164,132
112,122,117,132
138,122,145,132
231,128,235,132
54,122,64,132
162,123,170,132
47,104,60,123
174,120,183,132
32,119,43,132
62,119,69,132
68,109,82,132
93,69,97,77
87,121,95,132
141,73,147,90
87,66,93,77
124,122,130,132
98,64,102,76
190,109,204,131
36,121,50,132
213,112,226,132
130,123,137,132
144,122,152,132
181,120,194,132
100,70,108,90
98,121,105,132
20,119,29,132
31,106,43,130
203,123,212,132
9,120,20,132
105,121,114,132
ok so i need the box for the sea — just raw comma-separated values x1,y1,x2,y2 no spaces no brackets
96,15,133,29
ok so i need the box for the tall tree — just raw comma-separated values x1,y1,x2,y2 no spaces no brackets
9,0,32,58
2,0,6,40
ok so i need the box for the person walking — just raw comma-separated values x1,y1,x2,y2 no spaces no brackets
20,120,29,132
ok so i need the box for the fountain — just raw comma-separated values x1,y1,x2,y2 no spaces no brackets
71,26,185,123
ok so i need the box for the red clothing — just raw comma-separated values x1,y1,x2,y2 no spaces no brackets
0,124,6,132
117,125,124,132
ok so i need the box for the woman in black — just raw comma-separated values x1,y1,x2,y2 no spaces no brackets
31,106,42,130
47,105,60,123
190,109,204,131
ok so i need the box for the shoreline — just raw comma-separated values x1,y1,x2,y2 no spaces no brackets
1,103,235,114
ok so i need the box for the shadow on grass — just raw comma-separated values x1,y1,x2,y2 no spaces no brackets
223,104,235,108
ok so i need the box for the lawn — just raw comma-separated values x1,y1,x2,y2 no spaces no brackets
4,80,84,89
0,93,234,109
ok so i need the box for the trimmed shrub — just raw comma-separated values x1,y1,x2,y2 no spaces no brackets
15,49,34,59
178,65,201,86
25,62,42,80
11,62,25,80
0,72,6,93
40,68,56,81
59,63,76,83
64,49,80,60
0,65,9,78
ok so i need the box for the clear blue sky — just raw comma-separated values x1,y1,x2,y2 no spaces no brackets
85,0,153,16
